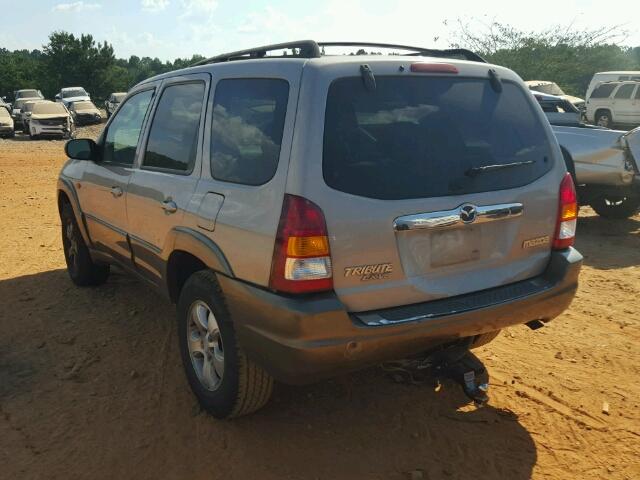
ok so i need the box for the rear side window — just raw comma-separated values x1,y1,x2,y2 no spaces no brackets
210,78,289,185
323,77,553,200
143,82,205,173
614,84,636,99
591,83,617,98
103,89,153,165
636,87,640,100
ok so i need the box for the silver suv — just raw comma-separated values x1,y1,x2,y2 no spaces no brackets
57,41,582,418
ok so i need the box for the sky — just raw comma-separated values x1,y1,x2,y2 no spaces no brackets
1,0,639,61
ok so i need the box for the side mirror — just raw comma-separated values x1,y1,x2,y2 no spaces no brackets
65,138,99,161
55,94,61,100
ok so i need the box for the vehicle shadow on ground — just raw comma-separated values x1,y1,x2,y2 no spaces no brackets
576,214,640,270
1,268,537,480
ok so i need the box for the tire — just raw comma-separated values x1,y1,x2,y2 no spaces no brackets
60,202,110,286
177,270,273,419
590,195,640,219
595,110,612,128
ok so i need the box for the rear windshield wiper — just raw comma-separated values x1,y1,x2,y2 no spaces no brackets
465,160,536,177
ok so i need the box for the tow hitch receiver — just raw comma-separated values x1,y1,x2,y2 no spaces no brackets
382,347,490,406
431,348,490,406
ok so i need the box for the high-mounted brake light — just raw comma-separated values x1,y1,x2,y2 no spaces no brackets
553,173,578,250
410,63,459,74
270,195,333,294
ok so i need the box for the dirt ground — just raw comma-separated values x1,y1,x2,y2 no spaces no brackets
0,127,639,480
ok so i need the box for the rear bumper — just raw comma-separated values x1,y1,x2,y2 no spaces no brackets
219,248,582,384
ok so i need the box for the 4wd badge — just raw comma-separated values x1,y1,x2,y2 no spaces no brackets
344,263,393,281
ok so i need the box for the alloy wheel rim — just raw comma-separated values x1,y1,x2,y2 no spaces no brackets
597,115,610,127
187,301,224,391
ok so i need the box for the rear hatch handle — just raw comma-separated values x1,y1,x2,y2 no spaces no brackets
393,202,523,231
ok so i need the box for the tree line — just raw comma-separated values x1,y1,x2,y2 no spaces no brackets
1,25,639,102
0,32,204,102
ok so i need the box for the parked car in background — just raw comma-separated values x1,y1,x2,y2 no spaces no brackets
55,87,90,107
105,92,126,118
29,101,73,139
58,40,582,418
525,80,585,111
586,71,640,99
12,95,44,130
14,89,44,101
21,99,48,131
69,100,102,125
0,106,15,137
535,92,640,218
532,91,581,126
1,96,12,113
585,81,640,129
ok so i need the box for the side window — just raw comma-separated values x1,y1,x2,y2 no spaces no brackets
103,90,154,165
614,84,635,99
210,78,289,185
591,84,616,99
635,86,640,100
142,82,205,173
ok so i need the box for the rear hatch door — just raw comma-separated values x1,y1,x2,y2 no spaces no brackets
295,61,562,313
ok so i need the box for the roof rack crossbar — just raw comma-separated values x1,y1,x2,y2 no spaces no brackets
191,40,322,66
317,42,487,63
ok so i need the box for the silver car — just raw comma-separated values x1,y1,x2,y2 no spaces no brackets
57,41,582,418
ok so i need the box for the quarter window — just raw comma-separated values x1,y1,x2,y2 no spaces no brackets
143,82,205,172
103,89,154,165
210,79,289,185
614,84,635,99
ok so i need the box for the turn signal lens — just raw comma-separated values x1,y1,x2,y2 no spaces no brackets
287,236,330,257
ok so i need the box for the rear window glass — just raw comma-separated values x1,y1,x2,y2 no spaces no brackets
323,77,553,200
591,83,617,98
16,90,40,99
210,78,289,186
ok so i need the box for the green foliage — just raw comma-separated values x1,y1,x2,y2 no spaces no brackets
0,32,205,102
450,21,640,97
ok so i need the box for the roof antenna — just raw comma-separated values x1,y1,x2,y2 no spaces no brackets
360,64,376,91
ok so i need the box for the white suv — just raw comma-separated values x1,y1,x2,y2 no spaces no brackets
586,81,640,128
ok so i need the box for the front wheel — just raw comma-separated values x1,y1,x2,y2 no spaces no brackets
595,111,612,128
590,195,640,219
177,270,273,419
60,202,110,285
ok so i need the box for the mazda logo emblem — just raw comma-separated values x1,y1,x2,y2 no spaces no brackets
460,204,478,224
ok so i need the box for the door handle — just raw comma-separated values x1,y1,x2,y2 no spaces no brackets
161,200,178,214
110,186,123,198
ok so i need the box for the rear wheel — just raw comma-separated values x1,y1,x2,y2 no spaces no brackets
590,195,640,219
60,202,110,286
177,270,273,418
595,110,612,128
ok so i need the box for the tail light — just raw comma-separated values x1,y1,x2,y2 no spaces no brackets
269,194,333,294
553,173,578,250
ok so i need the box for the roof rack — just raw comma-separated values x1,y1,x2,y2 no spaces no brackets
318,42,486,63
191,40,321,66
191,40,486,67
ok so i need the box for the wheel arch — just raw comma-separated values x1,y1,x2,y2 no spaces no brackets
57,178,91,245
165,227,235,303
